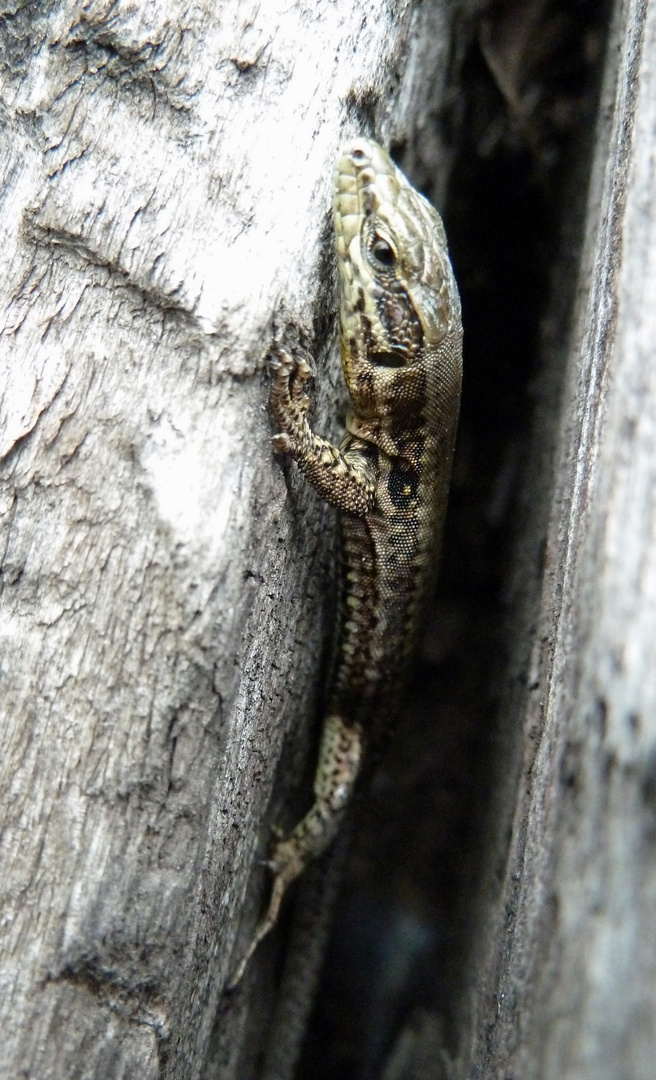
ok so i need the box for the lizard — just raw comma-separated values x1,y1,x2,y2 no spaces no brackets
230,137,462,987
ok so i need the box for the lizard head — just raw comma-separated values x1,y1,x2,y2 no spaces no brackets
333,138,461,428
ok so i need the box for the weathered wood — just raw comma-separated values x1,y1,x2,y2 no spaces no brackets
464,0,656,1076
0,2,463,1077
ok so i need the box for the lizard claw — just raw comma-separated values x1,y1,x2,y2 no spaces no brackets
272,432,293,453
290,359,312,413
269,343,314,435
268,343,296,374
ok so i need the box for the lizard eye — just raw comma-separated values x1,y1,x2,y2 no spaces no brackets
371,236,396,266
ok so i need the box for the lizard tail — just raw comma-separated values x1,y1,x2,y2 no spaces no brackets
228,716,362,988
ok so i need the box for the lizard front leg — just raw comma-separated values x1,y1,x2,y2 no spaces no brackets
269,346,376,516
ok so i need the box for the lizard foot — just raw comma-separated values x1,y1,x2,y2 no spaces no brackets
269,345,313,438
227,718,362,989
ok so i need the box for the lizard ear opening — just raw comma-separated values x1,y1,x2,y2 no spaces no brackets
371,351,406,368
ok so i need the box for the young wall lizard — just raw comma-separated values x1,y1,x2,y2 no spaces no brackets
231,138,462,986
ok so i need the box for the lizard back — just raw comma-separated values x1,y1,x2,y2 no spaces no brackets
330,139,462,730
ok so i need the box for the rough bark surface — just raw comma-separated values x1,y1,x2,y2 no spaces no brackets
0,2,464,1078
464,0,656,1076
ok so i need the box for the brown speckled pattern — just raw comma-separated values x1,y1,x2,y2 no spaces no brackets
230,139,462,987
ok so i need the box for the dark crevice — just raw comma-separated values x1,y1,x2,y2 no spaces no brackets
296,2,611,1078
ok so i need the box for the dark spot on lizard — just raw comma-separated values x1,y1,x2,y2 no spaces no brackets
388,463,419,508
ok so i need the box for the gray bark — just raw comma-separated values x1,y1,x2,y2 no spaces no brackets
0,2,462,1078
463,0,656,1076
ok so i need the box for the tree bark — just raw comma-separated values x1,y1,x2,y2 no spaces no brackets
464,0,656,1076
0,2,464,1078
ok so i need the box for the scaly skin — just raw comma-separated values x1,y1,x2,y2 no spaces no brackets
230,138,462,987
